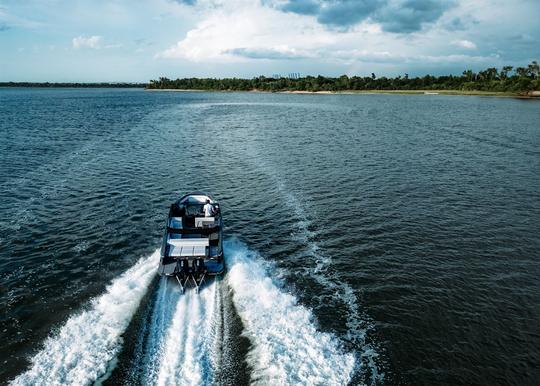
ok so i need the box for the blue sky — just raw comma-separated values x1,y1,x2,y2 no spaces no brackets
1,0,539,81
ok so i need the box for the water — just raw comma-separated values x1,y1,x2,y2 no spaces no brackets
0,88,539,385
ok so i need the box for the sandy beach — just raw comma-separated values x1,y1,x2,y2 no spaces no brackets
146,88,540,98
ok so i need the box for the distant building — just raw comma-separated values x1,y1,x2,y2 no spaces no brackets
270,73,301,79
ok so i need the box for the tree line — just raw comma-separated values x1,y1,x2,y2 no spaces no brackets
2,62,538,93
148,62,540,93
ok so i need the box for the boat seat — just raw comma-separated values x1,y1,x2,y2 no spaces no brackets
195,217,215,228
167,238,209,257
168,217,183,229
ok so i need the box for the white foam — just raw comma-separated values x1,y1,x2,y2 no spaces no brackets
155,281,220,386
284,190,385,384
224,239,356,385
139,278,183,383
10,250,160,386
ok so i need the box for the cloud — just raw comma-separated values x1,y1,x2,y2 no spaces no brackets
334,49,492,64
72,35,102,49
158,1,494,70
225,47,310,60
318,0,383,27
374,0,457,33
0,22,10,31
157,0,503,69
280,0,456,32
445,16,465,30
281,0,320,15
160,0,464,64
4,0,530,81
451,39,476,49
280,0,383,27
158,3,337,62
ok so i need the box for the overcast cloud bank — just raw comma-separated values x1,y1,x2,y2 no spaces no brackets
1,0,539,81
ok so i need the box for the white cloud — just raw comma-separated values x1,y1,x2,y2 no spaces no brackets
157,1,340,62
4,0,537,80
157,0,488,67
72,35,102,49
451,39,477,49
154,0,540,75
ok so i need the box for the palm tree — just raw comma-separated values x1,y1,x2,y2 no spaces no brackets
500,66,513,80
528,61,539,78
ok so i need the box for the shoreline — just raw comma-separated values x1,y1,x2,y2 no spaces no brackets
1,86,537,98
145,88,540,98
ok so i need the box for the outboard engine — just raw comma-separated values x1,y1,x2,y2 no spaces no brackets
192,258,207,293
175,260,190,292
174,258,207,293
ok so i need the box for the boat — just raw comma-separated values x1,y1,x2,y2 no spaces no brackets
159,192,224,292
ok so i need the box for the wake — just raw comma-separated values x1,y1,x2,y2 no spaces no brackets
132,240,354,385
12,241,355,385
10,250,160,386
134,278,222,386
225,239,355,385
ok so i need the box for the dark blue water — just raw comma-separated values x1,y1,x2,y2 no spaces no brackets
1,88,539,385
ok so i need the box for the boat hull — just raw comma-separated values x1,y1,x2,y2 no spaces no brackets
158,192,225,291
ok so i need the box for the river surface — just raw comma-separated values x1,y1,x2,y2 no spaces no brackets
0,88,539,386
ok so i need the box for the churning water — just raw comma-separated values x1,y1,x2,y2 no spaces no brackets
1,88,539,385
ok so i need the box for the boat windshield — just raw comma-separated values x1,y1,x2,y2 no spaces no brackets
185,204,202,216
180,195,212,204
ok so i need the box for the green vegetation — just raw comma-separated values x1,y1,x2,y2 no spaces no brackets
2,62,538,95
148,62,540,95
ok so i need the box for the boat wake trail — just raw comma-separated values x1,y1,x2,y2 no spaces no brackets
225,239,356,385
10,250,160,386
128,275,225,386
12,241,358,385
238,147,383,383
283,186,384,384
132,239,355,385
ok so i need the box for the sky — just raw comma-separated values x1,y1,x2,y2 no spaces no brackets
0,0,539,82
